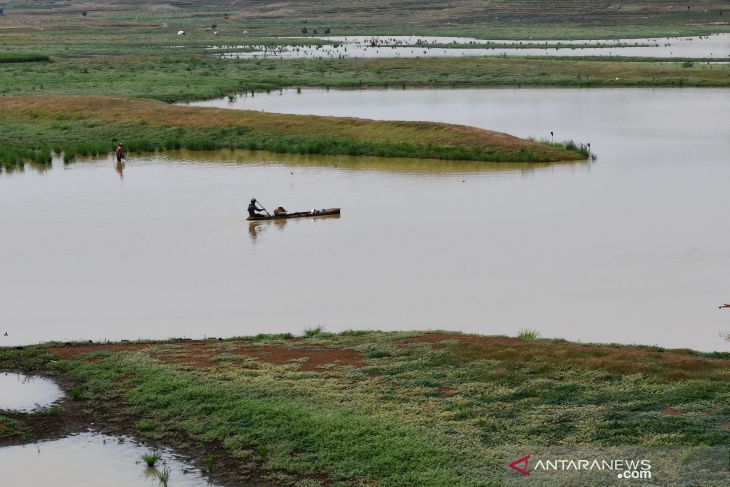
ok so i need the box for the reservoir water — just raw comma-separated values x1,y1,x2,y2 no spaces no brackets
2,88,729,351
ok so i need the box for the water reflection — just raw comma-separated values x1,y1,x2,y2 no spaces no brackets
0,373,64,412
247,214,342,243
3,149,587,178
248,219,288,241
116,161,125,179
160,149,586,175
0,432,223,487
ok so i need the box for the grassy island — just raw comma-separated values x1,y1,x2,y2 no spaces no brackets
0,96,589,169
1,330,728,486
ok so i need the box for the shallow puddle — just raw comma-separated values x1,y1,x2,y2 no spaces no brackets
0,373,64,412
0,432,221,486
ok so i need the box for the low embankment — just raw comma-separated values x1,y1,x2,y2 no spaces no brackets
0,95,588,169
1,330,728,485
0,53,50,64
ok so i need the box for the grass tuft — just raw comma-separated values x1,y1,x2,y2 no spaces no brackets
303,325,332,338
205,453,215,472
517,329,541,340
142,451,162,467
137,419,156,432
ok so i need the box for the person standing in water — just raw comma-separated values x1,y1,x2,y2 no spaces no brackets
116,143,124,163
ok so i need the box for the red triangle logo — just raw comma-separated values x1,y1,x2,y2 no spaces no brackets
509,455,531,476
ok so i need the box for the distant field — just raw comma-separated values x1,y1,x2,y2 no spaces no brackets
0,1,727,102
1,54,727,103
0,1,728,41
0,1,727,166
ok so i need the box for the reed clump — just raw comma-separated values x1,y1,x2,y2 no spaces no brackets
141,451,162,467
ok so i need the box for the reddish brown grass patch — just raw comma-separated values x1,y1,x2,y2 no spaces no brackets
47,342,152,359
234,344,364,371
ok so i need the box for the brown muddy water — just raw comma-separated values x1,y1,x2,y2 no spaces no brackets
0,432,221,486
2,88,730,351
0,372,63,412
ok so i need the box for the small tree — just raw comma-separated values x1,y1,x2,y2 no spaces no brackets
324,27,331,34
301,27,308,34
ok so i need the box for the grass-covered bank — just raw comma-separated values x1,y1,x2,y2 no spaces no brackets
0,95,588,169
1,55,728,103
1,330,729,486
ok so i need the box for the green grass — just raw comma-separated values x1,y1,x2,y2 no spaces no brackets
0,415,27,439
1,55,728,104
205,453,215,473
2,330,728,485
517,329,540,340
0,95,587,170
36,404,63,416
0,1,727,51
141,451,162,467
0,53,50,63
137,419,157,432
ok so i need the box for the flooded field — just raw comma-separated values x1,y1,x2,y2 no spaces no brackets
0,432,221,486
0,373,63,412
2,88,730,351
219,33,730,59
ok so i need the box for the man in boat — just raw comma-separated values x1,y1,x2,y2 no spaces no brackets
248,198,266,218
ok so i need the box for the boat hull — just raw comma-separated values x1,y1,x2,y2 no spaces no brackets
246,208,341,221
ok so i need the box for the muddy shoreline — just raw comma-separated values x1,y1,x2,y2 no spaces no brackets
2,332,729,486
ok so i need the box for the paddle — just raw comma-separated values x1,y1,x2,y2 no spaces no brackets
254,198,271,217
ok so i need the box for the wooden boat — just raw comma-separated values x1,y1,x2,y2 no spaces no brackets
246,208,341,221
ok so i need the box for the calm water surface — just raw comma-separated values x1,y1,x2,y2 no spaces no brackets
0,373,63,412
0,432,222,486
2,88,730,351
219,34,730,59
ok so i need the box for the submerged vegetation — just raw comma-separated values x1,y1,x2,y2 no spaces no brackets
1,330,728,485
0,95,588,169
